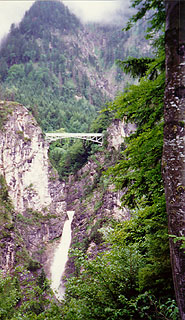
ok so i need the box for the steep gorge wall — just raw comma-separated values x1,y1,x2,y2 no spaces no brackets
0,102,134,285
0,101,66,273
64,119,135,276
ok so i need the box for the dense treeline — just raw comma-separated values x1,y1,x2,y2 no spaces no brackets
0,1,105,132
0,0,148,134
0,1,80,69
1,62,99,132
0,0,99,132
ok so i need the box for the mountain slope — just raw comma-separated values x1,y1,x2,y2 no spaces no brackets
0,0,149,133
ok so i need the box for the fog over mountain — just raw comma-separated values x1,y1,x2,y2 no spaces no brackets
0,1,34,42
63,0,132,24
0,0,132,42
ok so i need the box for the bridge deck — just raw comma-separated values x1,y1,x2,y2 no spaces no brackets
45,132,103,145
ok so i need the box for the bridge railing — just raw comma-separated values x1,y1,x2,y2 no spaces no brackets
45,132,103,145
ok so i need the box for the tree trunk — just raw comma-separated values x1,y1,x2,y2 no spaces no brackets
163,1,185,318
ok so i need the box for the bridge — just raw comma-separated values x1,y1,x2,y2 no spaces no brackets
45,132,103,145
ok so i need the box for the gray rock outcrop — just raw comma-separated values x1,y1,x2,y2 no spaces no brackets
0,101,66,273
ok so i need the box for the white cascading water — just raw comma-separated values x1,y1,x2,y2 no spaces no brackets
50,210,74,300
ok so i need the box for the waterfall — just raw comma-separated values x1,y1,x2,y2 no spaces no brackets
50,210,74,300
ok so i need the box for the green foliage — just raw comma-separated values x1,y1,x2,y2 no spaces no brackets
124,0,165,38
0,1,105,133
20,1,80,36
2,62,99,132
0,272,20,319
170,235,185,252
0,268,63,320
49,140,90,179
0,1,80,66
99,44,176,315
64,246,139,319
26,259,41,272
116,57,155,79
0,174,13,223
89,111,113,133
106,71,164,208
0,101,14,129
111,197,172,295
63,237,179,320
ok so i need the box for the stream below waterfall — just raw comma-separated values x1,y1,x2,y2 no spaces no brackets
50,210,74,300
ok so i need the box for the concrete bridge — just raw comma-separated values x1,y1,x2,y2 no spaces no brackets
45,132,103,145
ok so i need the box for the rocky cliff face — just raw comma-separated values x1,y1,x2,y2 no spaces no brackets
0,101,66,273
64,119,135,276
107,118,136,151
0,102,134,285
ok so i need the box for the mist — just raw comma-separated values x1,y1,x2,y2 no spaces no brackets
63,0,133,25
0,0,133,42
0,1,34,42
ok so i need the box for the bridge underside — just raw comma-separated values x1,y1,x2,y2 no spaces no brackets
45,133,103,145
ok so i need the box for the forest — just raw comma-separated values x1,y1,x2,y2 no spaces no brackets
0,0,142,134
0,0,184,319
